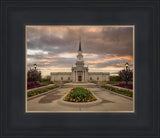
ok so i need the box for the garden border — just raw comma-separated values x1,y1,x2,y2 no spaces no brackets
58,91,102,107
27,84,55,92
27,87,59,101
101,87,133,100
105,84,133,93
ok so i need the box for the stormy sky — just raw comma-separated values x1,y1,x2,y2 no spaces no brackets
26,26,134,77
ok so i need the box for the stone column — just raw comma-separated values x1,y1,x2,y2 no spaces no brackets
86,70,88,82
76,71,77,82
82,71,84,82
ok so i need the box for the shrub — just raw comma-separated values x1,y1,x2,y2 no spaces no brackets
118,82,133,89
27,82,34,87
35,81,40,85
27,81,40,88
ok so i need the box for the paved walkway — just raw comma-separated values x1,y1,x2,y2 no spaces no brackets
27,83,134,112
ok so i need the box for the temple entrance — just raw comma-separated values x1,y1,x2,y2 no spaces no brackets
78,76,82,81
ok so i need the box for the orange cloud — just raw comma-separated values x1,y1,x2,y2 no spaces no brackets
83,53,98,56
86,54,133,64
43,55,57,59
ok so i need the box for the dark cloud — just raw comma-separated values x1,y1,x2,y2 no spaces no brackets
26,26,133,76
27,26,133,56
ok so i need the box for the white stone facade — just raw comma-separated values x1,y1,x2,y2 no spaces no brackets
50,37,110,82
50,72,72,82
88,72,110,82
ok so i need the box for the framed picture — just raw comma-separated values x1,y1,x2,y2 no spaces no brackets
1,0,159,137
26,25,135,113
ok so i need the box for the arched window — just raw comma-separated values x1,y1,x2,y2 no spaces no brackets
97,77,99,80
61,77,63,80
90,77,92,80
68,77,70,80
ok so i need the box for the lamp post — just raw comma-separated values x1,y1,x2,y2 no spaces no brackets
34,64,37,87
125,62,129,69
125,62,129,88
34,64,37,70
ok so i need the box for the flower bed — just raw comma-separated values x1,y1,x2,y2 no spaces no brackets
27,85,59,98
118,82,133,89
102,85,133,97
27,81,42,89
63,87,96,102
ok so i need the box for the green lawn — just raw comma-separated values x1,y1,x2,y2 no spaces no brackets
40,81,54,84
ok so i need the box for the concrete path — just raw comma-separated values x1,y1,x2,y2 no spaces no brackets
27,83,134,113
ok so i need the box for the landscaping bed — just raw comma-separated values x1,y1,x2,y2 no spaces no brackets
27,85,59,98
106,81,133,89
116,82,133,89
102,85,133,97
27,81,55,89
63,87,96,102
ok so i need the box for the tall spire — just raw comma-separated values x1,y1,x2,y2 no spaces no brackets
79,36,82,51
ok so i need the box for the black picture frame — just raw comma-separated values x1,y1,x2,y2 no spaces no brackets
0,0,159,138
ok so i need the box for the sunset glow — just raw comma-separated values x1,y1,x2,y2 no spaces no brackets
26,26,134,77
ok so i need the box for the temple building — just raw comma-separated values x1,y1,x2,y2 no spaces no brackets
50,37,110,82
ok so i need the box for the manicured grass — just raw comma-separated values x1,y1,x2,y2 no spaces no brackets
102,86,133,97
27,85,59,98
106,81,119,84
63,87,96,102
40,81,54,84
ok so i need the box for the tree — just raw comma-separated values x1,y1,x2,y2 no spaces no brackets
119,68,133,87
27,68,41,82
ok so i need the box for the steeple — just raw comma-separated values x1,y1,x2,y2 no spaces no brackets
75,35,84,66
79,36,82,51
